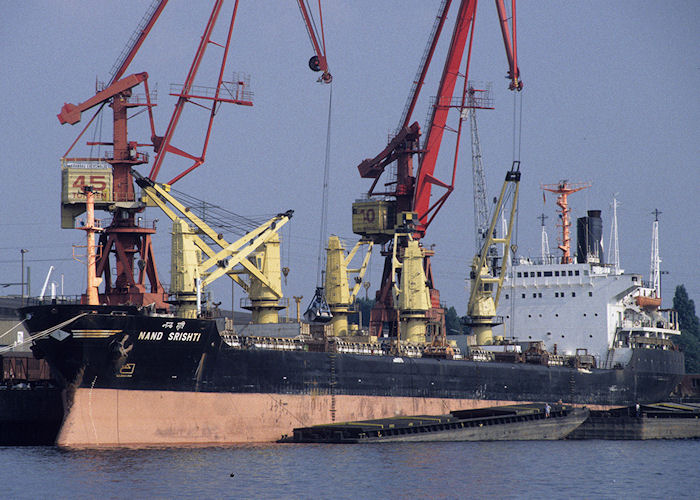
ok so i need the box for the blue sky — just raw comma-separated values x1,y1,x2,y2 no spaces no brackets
1,1,698,311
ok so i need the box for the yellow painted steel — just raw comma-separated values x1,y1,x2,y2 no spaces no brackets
467,165,521,346
324,236,374,336
351,200,394,238
61,160,114,228
170,218,202,318
395,237,430,344
246,233,283,324
137,172,291,321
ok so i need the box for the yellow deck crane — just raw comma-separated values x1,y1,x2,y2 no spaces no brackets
466,162,521,345
133,171,292,320
323,236,373,336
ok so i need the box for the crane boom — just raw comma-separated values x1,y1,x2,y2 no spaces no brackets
495,0,522,90
109,0,169,84
297,0,332,83
414,0,478,228
57,73,148,125
398,0,452,132
469,100,490,250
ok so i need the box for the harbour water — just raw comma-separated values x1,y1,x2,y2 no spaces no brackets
2,440,699,498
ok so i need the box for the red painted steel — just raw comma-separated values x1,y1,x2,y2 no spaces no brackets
413,0,477,232
495,0,522,90
57,73,148,125
297,0,331,83
148,0,228,182
109,0,169,84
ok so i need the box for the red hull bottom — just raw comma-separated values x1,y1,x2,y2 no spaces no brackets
56,389,511,446
57,389,616,446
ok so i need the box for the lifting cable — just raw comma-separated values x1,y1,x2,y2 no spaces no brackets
507,83,524,341
316,84,333,287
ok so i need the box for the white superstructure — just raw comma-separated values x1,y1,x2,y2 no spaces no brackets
497,258,680,369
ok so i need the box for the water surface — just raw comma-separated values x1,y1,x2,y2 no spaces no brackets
3,440,699,499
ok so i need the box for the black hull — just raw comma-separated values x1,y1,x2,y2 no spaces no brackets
23,304,685,407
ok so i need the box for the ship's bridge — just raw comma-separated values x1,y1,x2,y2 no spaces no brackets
495,258,676,363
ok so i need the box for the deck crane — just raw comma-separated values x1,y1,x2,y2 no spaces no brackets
58,0,332,315
134,171,293,319
465,161,520,345
353,0,522,340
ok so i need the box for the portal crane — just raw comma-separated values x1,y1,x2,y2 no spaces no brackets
59,0,332,313
353,0,522,338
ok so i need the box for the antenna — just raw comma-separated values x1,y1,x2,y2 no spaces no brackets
538,213,550,262
650,209,662,298
607,195,620,272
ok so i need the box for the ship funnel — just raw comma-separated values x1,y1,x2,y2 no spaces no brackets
577,210,604,264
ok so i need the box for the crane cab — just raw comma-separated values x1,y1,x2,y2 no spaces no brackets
61,158,113,228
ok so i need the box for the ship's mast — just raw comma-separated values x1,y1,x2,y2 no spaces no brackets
607,195,620,272
78,186,103,306
541,181,591,264
650,209,662,298
538,213,550,262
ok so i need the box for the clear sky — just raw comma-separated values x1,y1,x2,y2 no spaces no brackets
1,1,698,313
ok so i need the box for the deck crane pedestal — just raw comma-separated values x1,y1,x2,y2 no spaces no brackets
324,236,373,336
353,0,522,341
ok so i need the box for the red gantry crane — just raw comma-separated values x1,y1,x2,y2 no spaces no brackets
353,0,522,338
58,0,330,310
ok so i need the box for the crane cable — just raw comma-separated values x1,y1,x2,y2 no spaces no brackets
316,83,333,287
507,88,524,340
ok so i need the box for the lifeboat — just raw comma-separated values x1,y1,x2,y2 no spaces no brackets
636,295,662,309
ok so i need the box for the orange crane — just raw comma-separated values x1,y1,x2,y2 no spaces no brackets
353,0,522,338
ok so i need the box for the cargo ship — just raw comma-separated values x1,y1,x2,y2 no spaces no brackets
20,173,685,446
20,292,683,446
21,198,684,445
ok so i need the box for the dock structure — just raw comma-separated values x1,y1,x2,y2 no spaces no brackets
280,403,588,443
567,402,700,440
